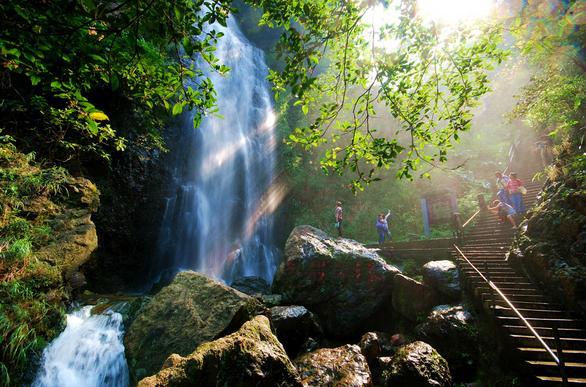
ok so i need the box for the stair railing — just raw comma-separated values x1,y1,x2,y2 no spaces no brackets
453,244,568,385
461,209,480,229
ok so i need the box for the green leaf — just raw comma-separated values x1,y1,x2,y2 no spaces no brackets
29,75,41,86
172,102,183,116
80,0,96,12
86,119,99,135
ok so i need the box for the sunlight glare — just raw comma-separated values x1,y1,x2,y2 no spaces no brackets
417,0,495,25
243,177,289,240
201,136,247,177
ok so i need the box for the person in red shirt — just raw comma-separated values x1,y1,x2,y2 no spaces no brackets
507,172,526,214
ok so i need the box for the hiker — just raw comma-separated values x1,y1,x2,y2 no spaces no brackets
335,201,343,237
376,210,391,246
495,171,511,204
488,200,517,228
507,172,526,214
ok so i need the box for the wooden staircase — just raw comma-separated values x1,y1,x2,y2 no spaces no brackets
454,179,586,384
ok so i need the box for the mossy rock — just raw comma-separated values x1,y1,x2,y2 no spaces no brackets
294,344,371,386
138,315,301,386
124,271,266,379
381,341,452,387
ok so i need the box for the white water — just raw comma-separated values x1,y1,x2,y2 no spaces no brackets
152,16,280,285
33,306,129,387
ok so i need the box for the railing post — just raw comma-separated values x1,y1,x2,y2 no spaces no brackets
478,194,488,212
484,261,495,310
452,212,462,243
553,326,568,385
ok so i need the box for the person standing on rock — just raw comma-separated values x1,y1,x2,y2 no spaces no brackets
376,210,391,246
335,201,343,237
506,172,526,214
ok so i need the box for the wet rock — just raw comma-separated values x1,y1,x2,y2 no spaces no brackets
416,305,478,381
380,341,452,387
273,225,400,336
261,293,283,307
422,260,460,301
139,315,300,386
270,305,322,357
294,344,371,386
125,271,265,379
231,276,271,296
392,274,437,321
359,332,382,366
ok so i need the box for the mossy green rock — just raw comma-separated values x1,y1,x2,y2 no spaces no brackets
294,344,371,386
415,305,478,381
138,315,301,386
392,274,438,321
381,341,452,387
273,225,400,337
124,271,265,379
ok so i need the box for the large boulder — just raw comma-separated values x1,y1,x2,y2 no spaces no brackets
125,271,265,379
231,276,271,296
415,305,478,381
270,305,322,357
422,260,461,301
139,315,301,386
392,274,438,321
273,225,400,336
294,344,371,386
380,341,452,387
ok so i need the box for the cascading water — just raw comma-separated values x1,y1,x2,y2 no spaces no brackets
33,15,280,385
32,306,129,387
152,16,281,285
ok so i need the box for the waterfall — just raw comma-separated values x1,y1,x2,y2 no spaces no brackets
32,306,129,387
152,16,280,285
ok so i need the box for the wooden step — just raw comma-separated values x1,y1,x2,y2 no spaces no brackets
499,316,585,329
536,375,586,383
494,305,569,319
526,360,586,378
519,347,586,363
512,335,586,350
504,326,586,339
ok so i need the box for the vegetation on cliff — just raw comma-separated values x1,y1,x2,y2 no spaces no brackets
0,135,99,385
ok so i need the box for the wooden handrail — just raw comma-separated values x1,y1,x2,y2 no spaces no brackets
461,210,481,229
453,244,564,372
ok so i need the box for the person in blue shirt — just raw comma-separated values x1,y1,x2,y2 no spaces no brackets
376,210,391,246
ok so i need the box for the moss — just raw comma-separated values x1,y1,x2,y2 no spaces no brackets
0,140,99,386
139,316,300,386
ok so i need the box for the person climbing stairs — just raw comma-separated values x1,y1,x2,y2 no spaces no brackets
454,177,586,384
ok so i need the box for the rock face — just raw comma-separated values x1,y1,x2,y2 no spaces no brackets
231,276,271,296
416,305,478,380
422,260,460,301
294,344,371,387
124,271,264,379
139,315,301,386
35,177,100,288
273,225,400,336
380,341,452,387
270,305,322,357
392,274,437,321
